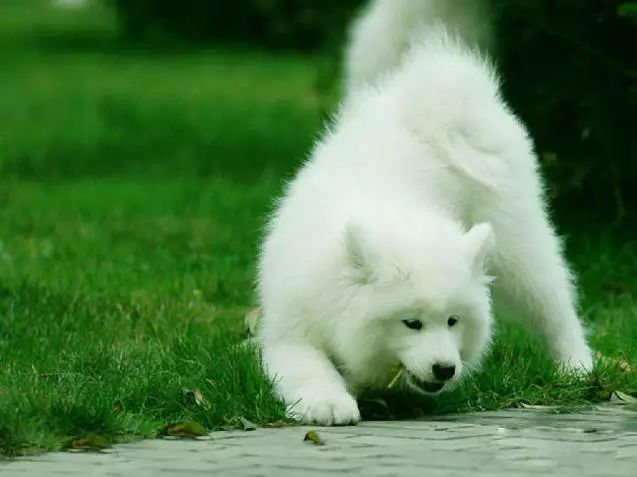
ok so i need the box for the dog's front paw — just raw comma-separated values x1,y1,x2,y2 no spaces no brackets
286,386,360,426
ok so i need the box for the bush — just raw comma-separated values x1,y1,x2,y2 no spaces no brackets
493,0,637,217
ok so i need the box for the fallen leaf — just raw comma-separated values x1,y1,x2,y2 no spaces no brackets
195,389,210,408
610,391,637,405
517,403,554,410
160,421,207,438
239,417,258,431
304,430,325,446
64,434,112,452
244,307,261,337
262,421,288,428
182,388,211,410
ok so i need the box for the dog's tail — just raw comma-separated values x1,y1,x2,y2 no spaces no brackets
344,0,494,94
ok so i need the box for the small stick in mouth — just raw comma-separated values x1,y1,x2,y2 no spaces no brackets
387,365,405,390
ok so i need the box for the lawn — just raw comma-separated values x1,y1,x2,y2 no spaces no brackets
1,0,636,457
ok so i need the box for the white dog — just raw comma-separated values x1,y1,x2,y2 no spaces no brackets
257,0,593,426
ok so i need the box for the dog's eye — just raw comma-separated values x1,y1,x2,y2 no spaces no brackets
447,315,460,327
402,319,423,331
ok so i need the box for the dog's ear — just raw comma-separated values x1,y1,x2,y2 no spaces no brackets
344,222,375,284
464,223,495,274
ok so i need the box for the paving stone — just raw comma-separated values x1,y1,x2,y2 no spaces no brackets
2,406,636,476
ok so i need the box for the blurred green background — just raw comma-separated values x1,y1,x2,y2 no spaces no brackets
2,0,636,217
110,0,637,218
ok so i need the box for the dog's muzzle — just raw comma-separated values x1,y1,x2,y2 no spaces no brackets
405,371,446,394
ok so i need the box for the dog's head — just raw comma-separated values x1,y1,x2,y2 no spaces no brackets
341,218,495,394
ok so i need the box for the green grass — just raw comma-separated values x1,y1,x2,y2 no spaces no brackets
1,0,636,457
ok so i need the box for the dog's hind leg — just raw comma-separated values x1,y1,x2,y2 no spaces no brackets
261,339,361,425
485,198,593,373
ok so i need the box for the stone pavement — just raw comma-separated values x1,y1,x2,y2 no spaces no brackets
3,406,637,476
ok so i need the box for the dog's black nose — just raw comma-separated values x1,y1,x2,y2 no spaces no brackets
432,363,456,381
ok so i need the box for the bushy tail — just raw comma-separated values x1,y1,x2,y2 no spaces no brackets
344,0,494,94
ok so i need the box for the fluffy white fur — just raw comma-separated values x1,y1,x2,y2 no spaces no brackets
257,0,593,426
345,0,494,94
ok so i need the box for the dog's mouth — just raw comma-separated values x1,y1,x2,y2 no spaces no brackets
405,372,446,395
